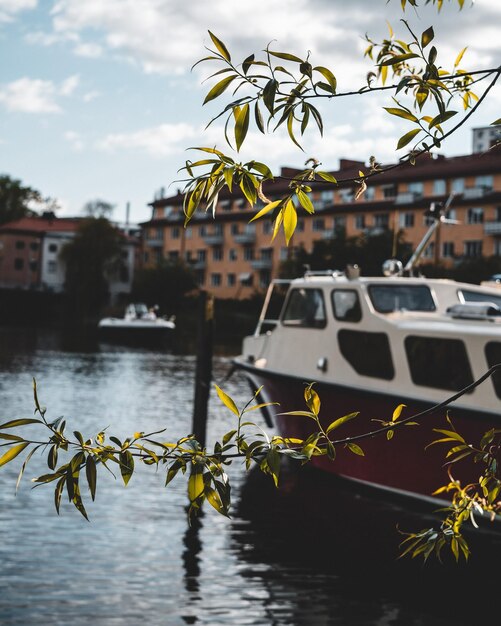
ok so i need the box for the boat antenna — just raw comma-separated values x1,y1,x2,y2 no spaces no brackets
402,192,457,276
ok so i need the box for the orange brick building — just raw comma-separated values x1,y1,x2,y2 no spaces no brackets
142,146,501,299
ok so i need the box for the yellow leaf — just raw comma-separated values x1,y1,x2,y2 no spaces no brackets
454,47,467,68
392,404,406,422
188,470,204,502
0,442,29,468
214,385,239,416
283,199,297,245
249,200,281,223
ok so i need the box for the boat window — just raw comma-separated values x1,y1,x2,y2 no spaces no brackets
460,290,501,309
368,285,436,313
405,336,473,392
282,288,326,329
338,330,394,379
331,289,362,322
484,342,501,399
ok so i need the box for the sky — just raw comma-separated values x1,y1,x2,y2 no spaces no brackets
0,0,500,225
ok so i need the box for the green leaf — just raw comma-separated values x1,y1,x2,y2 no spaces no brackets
0,418,41,430
48,444,58,470
86,455,97,500
491,118,501,126
234,103,250,152
379,53,419,66
15,446,38,492
119,450,134,486
205,486,226,515
254,102,265,134
326,412,359,434
317,171,337,183
249,200,282,222
429,110,457,129
314,66,337,92
0,442,29,468
242,53,254,75
208,31,231,62
383,107,418,122
262,79,278,115
304,385,320,416
214,385,239,416
297,190,314,214
54,476,65,514
188,469,205,502
203,75,236,105
421,26,434,48
268,50,303,63
396,128,421,149
346,442,364,456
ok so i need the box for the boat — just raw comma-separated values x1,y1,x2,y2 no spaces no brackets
98,303,175,345
233,203,501,507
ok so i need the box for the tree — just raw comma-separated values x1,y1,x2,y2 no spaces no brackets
0,174,59,225
1,0,500,563
82,199,115,220
60,217,123,322
131,260,197,314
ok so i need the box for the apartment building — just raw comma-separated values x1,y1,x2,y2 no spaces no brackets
0,212,140,302
143,142,501,300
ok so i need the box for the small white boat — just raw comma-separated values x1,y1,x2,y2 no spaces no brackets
233,204,501,507
98,303,175,344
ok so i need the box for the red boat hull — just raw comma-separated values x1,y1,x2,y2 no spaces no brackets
236,362,500,502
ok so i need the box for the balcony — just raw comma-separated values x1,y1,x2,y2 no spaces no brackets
233,231,256,244
251,258,273,270
484,221,501,235
395,191,422,204
463,186,489,199
144,238,164,248
203,233,224,246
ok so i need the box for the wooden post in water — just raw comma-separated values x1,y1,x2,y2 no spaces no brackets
192,290,214,448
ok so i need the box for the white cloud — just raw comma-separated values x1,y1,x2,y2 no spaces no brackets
0,0,36,23
0,75,80,113
96,122,201,157
83,90,99,102
64,130,84,151
0,77,61,113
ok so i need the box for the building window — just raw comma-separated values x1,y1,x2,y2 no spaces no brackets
399,212,414,228
452,178,465,193
467,207,484,224
423,241,435,259
296,219,305,232
236,198,246,210
354,214,365,229
199,225,207,237
244,247,254,261
30,242,39,251
220,199,231,211
196,270,205,286
261,247,273,261
185,227,192,239
197,249,206,262
227,273,236,286
280,247,289,261
445,208,457,221
319,190,333,208
214,223,224,236
168,250,179,261
172,227,180,239
14,258,24,270
333,215,346,231
364,186,375,201
48,243,58,253
211,273,221,287
229,248,237,261
231,223,239,235
339,188,353,203
408,181,424,197
374,213,389,228
259,270,271,288
442,241,455,258
15,241,25,250
213,246,223,261
382,184,397,199
476,175,493,190
433,179,446,195
262,221,272,234
464,240,482,258
47,260,57,273
313,218,325,232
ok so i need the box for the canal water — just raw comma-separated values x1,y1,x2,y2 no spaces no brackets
0,326,500,625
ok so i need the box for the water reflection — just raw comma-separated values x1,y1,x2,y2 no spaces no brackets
0,327,500,625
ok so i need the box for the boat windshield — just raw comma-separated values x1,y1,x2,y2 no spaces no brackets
134,303,149,317
460,289,501,309
368,285,436,313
